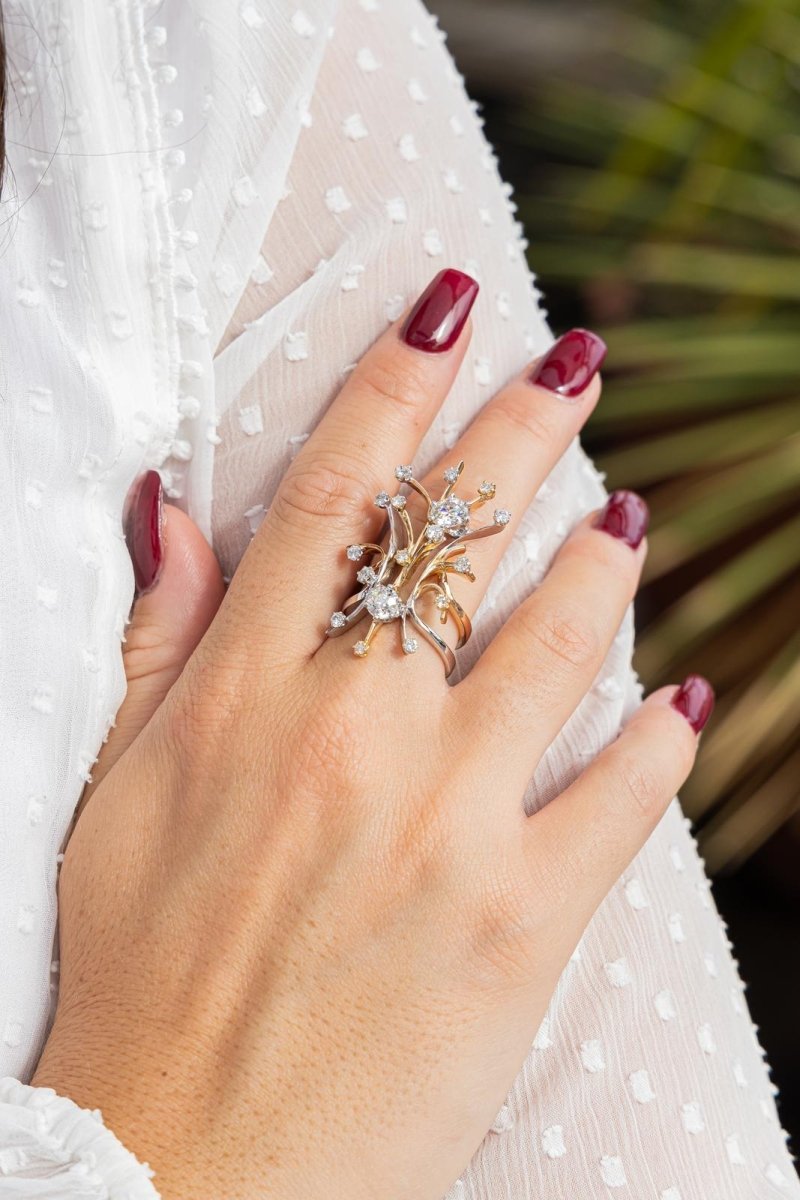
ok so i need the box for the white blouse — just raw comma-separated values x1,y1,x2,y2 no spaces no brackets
0,1,797,1196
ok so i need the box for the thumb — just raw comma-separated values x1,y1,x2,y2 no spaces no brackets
81,470,225,809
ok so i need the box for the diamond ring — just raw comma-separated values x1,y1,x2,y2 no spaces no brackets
325,461,511,676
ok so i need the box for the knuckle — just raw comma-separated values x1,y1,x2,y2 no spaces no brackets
163,653,251,759
617,753,665,818
122,617,176,683
529,606,601,672
292,706,364,798
358,354,432,422
274,460,374,528
381,801,455,892
469,867,539,985
491,388,559,450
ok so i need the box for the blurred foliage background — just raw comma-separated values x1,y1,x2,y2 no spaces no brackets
432,0,799,1147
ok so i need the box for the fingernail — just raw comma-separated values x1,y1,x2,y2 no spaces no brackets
528,329,607,398
592,489,649,549
125,470,164,596
671,675,715,734
400,269,479,353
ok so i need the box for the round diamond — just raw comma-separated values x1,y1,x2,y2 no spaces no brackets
426,524,445,543
395,464,413,482
356,566,377,585
403,637,418,655
443,465,460,484
365,583,404,622
435,594,450,610
375,491,391,508
346,544,364,561
391,494,407,509
330,611,347,629
429,495,469,534
353,640,369,657
478,481,496,498
454,556,471,574
395,548,411,565
494,508,511,526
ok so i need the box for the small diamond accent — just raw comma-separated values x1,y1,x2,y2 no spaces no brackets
395,464,413,482
353,640,368,657
395,548,411,565
391,494,407,509
443,465,460,484
330,611,347,628
494,508,511,526
356,566,377,585
426,523,445,543
365,583,405,622
435,594,450,610
375,491,391,508
454,557,471,574
346,544,364,561
403,637,418,654
478,481,496,498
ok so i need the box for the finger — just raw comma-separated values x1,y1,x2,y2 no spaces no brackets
457,492,649,778
223,269,479,659
312,328,605,678
409,329,606,628
77,474,225,817
526,679,713,932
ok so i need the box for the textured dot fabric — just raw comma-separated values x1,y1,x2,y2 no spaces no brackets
0,0,797,1196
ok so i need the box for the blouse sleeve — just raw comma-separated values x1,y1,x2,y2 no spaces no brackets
0,1079,159,1198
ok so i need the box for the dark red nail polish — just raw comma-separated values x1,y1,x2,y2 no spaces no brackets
125,470,164,596
528,329,607,397
592,489,649,549
400,269,479,353
671,675,715,734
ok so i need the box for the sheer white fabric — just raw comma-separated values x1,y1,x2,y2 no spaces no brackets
0,0,796,1195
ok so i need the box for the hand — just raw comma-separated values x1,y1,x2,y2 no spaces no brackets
33,270,710,1200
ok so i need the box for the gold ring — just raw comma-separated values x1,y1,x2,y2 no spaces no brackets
325,461,511,676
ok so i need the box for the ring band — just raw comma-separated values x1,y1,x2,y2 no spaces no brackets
325,461,510,676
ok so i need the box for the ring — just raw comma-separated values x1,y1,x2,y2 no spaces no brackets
325,461,510,676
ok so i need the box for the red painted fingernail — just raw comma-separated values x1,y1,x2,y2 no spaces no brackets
125,470,164,596
528,329,607,398
671,675,715,734
400,269,479,353
592,489,649,549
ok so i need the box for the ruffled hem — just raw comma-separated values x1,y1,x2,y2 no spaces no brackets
0,1078,159,1198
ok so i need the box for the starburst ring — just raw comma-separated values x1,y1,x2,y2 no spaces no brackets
325,461,511,676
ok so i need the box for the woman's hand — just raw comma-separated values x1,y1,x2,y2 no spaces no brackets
33,270,711,1200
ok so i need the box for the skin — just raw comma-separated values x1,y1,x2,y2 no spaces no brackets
33,287,700,1200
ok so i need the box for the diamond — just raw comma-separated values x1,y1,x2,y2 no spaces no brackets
426,523,445,543
356,566,377,585
428,495,469,534
330,611,347,628
435,594,450,610
375,491,391,508
395,464,413,482
478,481,496,498
391,494,407,509
395,548,411,565
365,583,404,622
443,465,460,484
346,544,364,561
403,637,418,654
494,508,511,526
454,556,471,574
353,640,369,657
